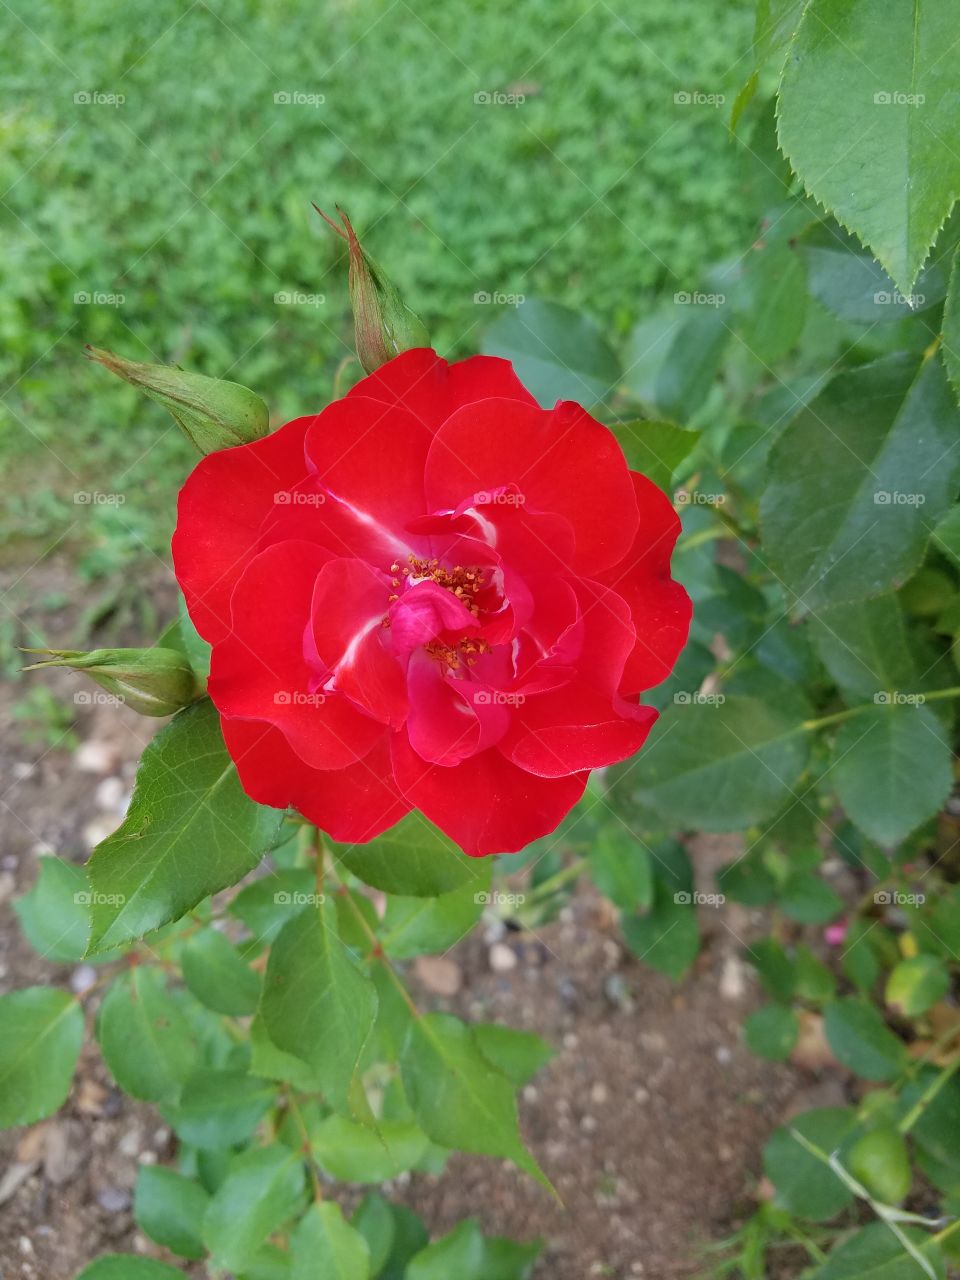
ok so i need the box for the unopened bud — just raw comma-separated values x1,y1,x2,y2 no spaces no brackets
316,206,429,374
24,646,202,717
86,347,269,454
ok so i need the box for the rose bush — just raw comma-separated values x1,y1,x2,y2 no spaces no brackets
173,348,690,855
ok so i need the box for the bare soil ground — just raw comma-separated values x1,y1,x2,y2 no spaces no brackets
0,562,817,1279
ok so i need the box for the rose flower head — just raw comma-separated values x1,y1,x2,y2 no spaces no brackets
173,350,691,855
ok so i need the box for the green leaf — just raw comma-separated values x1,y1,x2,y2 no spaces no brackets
763,1107,859,1219
616,839,699,979
612,420,699,492
249,1011,324,1092
747,938,796,1002
653,306,730,422
330,813,489,898
165,1070,276,1148
824,999,909,1081
843,918,882,993
134,1164,209,1260
794,946,836,1003
178,592,212,678
381,1206,429,1280
472,1024,554,1086
292,1202,370,1280
86,699,283,953
14,856,91,962
761,354,960,609
886,955,950,1017
736,241,807,363
831,705,953,846
238,1244,292,1280
260,900,377,1114
807,1223,944,1280
799,221,946,324
807,596,921,703
482,298,621,408
380,873,490,959
400,1013,550,1191
931,505,960,568
229,870,315,943
352,1193,395,1278
718,852,777,906
779,871,843,925
777,0,960,296
627,695,809,831
588,825,653,911
181,928,261,1016
744,1004,799,1061
202,1144,305,1272
310,1115,430,1182
0,987,84,1127
76,1259,186,1280
407,1220,485,1280
481,1237,542,1280
97,969,197,1103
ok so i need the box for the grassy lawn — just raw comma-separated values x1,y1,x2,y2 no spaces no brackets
0,0,752,570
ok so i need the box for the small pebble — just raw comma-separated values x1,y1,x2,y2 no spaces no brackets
74,740,116,774
591,1082,608,1105
97,1187,131,1213
489,943,517,972
715,1045,732,1065
70,965,97,995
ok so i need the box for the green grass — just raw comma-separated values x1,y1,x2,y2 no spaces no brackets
0,0,752,569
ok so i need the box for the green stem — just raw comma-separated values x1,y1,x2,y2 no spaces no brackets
802,686,960,734
524,857,588,902
324,859,421,1019
899,1053,960,1135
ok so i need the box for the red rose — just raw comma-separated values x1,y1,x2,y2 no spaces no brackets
173,349,690,856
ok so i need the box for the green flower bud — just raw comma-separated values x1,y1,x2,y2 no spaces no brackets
317,206,429,374
24,646,202,717
86,347,269,454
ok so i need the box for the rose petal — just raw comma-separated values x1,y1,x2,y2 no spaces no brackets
207,541,383,769
310,558,408,728
424,398,638,571
222,717,409,842
346,349,538,430
599,472,692,694
173,417,311,644
391,732,588,856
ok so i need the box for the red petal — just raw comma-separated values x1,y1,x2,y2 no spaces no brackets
391,733,588,856
404,651,509,766
346,349,538,430
221,717,409,842
310,558,408,728
500,686,657,777
424,398,638,572
207,541,383,769
292,396,433,566
599,472,692,694
173,418,311,645
499,580,657,776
